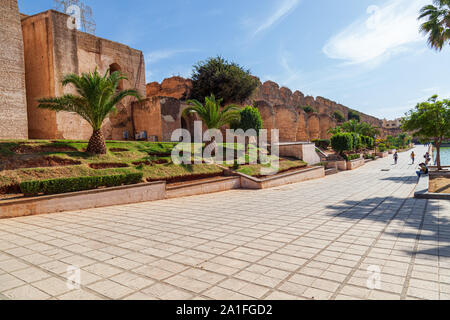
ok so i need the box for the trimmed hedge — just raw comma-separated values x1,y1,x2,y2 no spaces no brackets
313,139,331,150
20,173,143,196
345,154,361,161
331,133,353,155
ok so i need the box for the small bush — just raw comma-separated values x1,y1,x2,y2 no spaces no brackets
378,143,387,152
299,105,317,114
231,105,263,132
20,173,143,196
364,153,376,160
348,110,361,122
313,139,331,150
331,133,353,155
345,154,361,161
333,111,345,122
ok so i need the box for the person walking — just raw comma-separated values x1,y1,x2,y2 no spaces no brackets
410,151,415,164
394,152,399,165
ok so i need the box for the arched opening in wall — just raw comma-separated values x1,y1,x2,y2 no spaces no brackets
181,115,195,142
109,63,123,90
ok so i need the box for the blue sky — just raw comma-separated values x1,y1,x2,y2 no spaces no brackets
19,0,450,119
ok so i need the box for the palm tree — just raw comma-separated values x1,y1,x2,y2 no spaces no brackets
182,95,241,155
419,0,450,51
37,69,141,154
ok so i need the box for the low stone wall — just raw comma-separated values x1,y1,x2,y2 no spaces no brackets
346,158,365,170
166,177,241,199
0,181,166,218
278,142,321,165
376,151,389,158
239,166,325,190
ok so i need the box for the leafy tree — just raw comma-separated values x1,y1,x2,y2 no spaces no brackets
340,120,379,138
402,95,450,170
37,69,141,154
190,56,259,104
419,0,450,51
231,106,263,133
348,110,361,122
183,94,241,153
333,110,345,122
331,133,353,156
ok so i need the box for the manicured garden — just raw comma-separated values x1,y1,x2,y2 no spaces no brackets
0,140,224,197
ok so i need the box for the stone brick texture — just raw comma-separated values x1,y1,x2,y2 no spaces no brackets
146,77,387,142
0,0,28,139
21,10,145,140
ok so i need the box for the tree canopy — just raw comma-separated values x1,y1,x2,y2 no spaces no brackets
190,57,259,104
402,95,450,169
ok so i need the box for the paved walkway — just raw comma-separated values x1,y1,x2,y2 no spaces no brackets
0,145,449,300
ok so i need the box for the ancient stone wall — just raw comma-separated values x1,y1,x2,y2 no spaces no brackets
22,10,145,140
132,97,163,142
146,77,192,100
145,76,386,143
0,0,28,139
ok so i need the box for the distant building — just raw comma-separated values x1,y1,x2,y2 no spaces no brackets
382,118,402,129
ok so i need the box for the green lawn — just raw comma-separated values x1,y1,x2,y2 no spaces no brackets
0,140,223,194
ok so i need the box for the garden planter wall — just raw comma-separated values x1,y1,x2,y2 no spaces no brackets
239,166,325,190
376,151,389,158
0,181,166,218
388,149,396,154
166,177,241,199
278,142,321,165
346,158,365,170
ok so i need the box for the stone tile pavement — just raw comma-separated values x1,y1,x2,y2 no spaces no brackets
0,145,449,300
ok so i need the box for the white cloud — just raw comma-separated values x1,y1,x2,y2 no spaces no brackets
253,0,301,37
146,49,196,64
323,0,428,65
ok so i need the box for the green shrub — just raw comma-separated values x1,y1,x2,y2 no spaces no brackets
331,133,353,155
378,143,387,152
345,154,361,161
333,111,345,122
20,173,143,196
364,153,376,160
231,105,263,132
299,105,317,114
190,56,259,103
348,110,361,122
313,139,331,150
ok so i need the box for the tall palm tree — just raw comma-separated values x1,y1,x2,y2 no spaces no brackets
182,95,241,154
37,69,141,154
419,0,450,51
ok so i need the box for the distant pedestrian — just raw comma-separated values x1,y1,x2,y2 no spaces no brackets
394,152,399,165
424,152,431,165
410,151,415,164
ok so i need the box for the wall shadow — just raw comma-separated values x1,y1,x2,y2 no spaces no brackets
326,196,447,258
